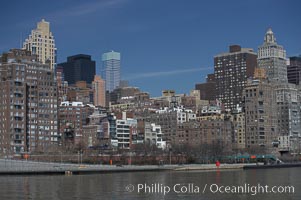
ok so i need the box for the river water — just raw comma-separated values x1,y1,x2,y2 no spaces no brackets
0,168,299,200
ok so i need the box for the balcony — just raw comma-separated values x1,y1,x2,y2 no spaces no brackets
14,105,22,109
14,111,24,116
13,101,24,106
11,141,24,146
14,128,22,133
14,80,23,86
14,116,23,121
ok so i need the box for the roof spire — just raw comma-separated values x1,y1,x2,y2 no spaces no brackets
264,27,276,44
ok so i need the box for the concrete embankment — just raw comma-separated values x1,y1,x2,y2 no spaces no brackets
0,159,177,175
243,163,301,170
176,163,301,171
174,164,251,171
0,159,300,175
0,159,249,175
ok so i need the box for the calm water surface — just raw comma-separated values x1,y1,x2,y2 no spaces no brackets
0,168,300,200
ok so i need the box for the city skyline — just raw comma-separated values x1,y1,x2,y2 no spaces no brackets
0,0,301,96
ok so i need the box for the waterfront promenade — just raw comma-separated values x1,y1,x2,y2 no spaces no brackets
1,159,300,175
0,159,253,175
0,159,176,174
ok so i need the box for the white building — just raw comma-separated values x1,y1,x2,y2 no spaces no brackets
201,105,222,115
116,120,131,149
278,136,290,151
144,123,166,149
60,101,84,107
116,112,137,149
156,106,196,123
23,19,57,70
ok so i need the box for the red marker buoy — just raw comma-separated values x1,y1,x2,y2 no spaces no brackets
216,160,220,168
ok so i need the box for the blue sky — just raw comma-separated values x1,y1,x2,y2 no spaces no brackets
1,0,301,96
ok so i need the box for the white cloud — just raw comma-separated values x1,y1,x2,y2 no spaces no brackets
49,0,129,18
125,67,212,80
14,0,130,29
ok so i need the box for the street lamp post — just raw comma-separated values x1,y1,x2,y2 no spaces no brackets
129,151,132,165
169,148,172,165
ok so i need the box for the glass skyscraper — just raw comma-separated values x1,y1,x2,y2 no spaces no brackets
58,54,96,85
102,51,121,92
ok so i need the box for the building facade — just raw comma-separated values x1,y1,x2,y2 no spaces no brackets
23,19,57,70
59,101,94,147
257,28,287,82
0,49,58,155
231,111,245,150
195,73,216,101
116,114,137,150
214,45,257,112
174,119,233,152
256,29,301,152
92,75,106,107
58,54,96,85
287,56,301,85
56,66,68,104
144,122,166,149
102,51,121,92
244,79,278,152
67,81,93,104
275,84,301,151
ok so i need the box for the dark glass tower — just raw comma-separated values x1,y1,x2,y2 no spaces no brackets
287,56,301,85
58,54,96,85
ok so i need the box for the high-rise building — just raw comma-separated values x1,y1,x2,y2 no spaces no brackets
195,73,216,101
231,111,245,150
59,101,95,147
287,56,301,85
244,77,301,152
92,75,106,107
23,19,57,70
257,29,301,152
214,45,257,112
0,49,58,155
102,51,121,92
257,28,287,82
58,54,96,85
275,83,301,150
56,66,68,104
243,78,278,151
